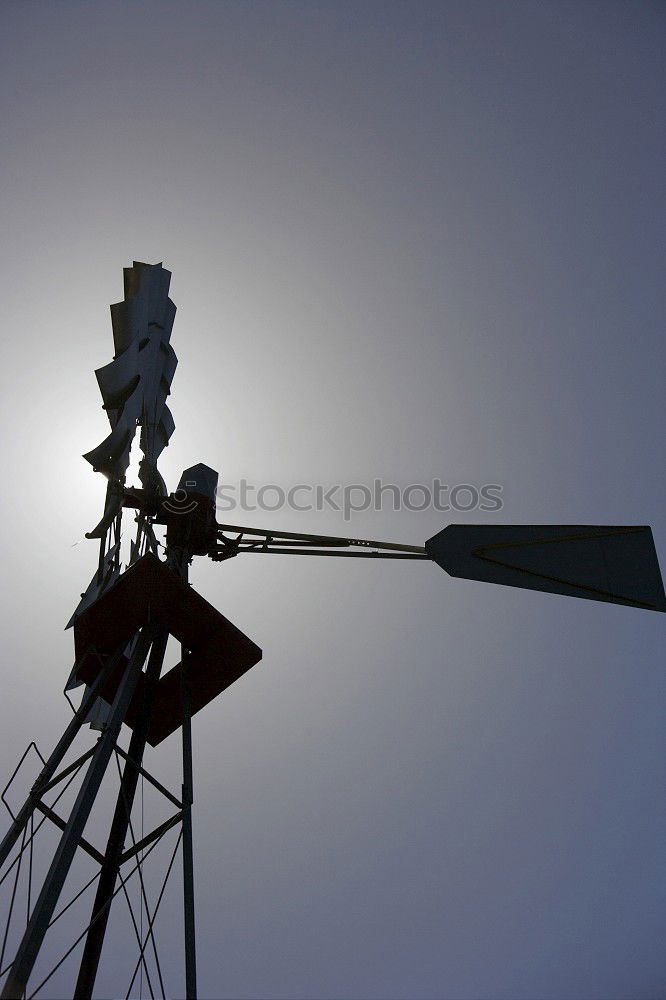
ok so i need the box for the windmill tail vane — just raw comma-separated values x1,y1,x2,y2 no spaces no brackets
0,262,663,1000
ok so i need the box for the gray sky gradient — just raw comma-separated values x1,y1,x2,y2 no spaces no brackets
1,2,665,997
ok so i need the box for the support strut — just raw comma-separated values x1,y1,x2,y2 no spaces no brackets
74,629,169,999
0,626,156,1000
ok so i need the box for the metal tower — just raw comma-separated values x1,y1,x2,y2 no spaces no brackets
0,262,664,999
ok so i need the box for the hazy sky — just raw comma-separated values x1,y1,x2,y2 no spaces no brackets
1,2,665,998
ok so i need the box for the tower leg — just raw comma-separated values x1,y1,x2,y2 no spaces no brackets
170,548,198,999
74,629,169,999
0,626,157,1000
181,652,197,999
0,642,130,874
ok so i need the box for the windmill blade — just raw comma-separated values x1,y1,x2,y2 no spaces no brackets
425,525,666,611
83,261,178,483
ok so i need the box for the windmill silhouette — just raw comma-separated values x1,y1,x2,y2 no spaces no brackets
0,262,663,999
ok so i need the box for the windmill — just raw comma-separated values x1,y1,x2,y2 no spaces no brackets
0,262,663,999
